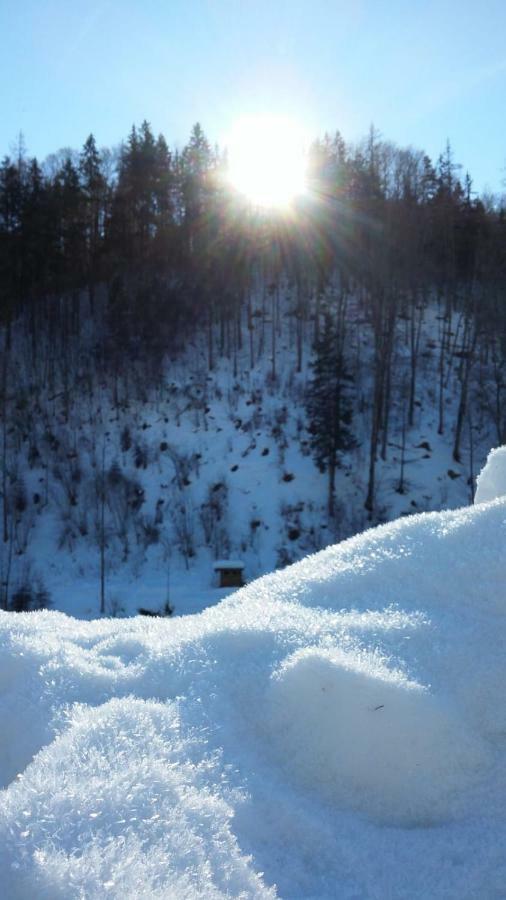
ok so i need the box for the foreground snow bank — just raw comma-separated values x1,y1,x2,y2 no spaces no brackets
2,484,506,897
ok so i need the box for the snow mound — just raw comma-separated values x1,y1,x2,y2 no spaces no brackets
2,471,506,896
475,445,506,504
268,646,485,825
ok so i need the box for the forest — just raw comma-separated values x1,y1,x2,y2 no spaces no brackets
1,120,505,612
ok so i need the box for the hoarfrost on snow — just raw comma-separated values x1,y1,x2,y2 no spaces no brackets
1,452,506,897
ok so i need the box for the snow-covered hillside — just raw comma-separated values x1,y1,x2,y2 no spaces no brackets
1,450,506,898
1,292,495,618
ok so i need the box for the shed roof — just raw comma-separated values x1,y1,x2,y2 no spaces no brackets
213,560,245,570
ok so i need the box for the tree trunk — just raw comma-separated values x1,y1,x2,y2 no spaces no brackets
100,442,106,615
207,305,214,371
468,413,475,502
365,355,384,514
408,293,424,427
327,458,336,518
397,391,407,494
296,279,304,373
2,331,9,544
271,288,276,380
248,291,254,369
453,325,477,463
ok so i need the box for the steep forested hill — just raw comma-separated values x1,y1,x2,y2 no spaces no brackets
0,283,498,617
1,123,504,615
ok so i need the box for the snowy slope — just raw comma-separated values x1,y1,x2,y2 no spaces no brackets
4,294,494,620
1,452,506,898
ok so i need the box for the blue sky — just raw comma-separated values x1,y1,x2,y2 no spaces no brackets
1,0,505,192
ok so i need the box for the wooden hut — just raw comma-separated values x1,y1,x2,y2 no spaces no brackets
213,560,245,588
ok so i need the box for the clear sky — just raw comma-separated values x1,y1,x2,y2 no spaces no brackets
1,0,505,193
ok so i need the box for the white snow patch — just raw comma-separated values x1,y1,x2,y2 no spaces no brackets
475,445,506,504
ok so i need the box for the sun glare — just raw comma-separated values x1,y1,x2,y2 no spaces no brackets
226,115,307,209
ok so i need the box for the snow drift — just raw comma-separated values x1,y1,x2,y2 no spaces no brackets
1,450,506,897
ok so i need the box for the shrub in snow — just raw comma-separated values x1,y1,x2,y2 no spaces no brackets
120,424,132,453
53,453,82,509
133,442,148,469
200,481,229,555
12,478,28,515
10,576,50,612
167,446,197,490
475,445,506,504
275,544,293,568
0,552,50,612
171,497,196,567
27,439,40,468
135,516,160,550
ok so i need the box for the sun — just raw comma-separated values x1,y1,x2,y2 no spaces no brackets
226,115,308,209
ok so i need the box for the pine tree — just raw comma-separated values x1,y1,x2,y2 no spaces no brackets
0,155,24,314
153,133,174,262
181,123,212,254
79,134,106,306
306,311,354,517
50,155,86,291
110,125,140,262
22,158,46,290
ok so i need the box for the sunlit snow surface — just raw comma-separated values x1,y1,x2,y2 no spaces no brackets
475,445,506,505
2,478,506,896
